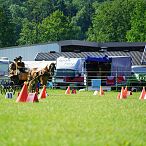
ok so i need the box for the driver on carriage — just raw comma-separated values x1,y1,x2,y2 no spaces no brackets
17,56,25,72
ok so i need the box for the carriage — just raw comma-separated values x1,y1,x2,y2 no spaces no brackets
9,56,29,85
9,57,56,92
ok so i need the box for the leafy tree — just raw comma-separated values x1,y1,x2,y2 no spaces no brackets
9,4,28,45
72,2,94,39
2,0,145,47
18,10,81,44
0,5,16,47
87,0,136,42
64,0,77,17
38,10,81,42
126,0,146,42
72,0,98,10
18,18,38,45
19,0,54,25
50,0,77,17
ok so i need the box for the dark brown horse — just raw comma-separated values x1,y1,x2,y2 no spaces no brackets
27,63,56,92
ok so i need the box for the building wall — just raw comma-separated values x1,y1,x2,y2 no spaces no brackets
0,43,59,61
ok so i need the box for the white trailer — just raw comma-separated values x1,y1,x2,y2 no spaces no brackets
0,57,10,80
53,57,85,88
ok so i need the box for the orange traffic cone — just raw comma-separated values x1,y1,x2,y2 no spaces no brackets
35,87,39,95
65,86,70,95
26,93,39,102
139,87,145,100
38,85,47,99
16,82,28,102
72,89,77,94
120,86,124,99
123,86,128,99
93,90,98,96
99,86,104,96
125,86,132,97
144,94,146,100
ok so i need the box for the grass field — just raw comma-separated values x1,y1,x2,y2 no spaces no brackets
0,89,146,146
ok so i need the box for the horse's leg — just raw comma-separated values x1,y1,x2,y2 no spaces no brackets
28,80,33,92
28,79,36,92
28,77,39,92
39,74,49,86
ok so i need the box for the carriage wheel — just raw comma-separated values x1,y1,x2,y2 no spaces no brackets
0,85,2,95
0,87,6,95
8,86,15,95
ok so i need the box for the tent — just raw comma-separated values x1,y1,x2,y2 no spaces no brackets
85,55,112,63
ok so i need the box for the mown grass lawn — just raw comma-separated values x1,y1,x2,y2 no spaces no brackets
0,89,146,146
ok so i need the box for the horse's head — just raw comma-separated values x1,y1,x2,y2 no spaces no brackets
39,63,56,85
48,63,56,76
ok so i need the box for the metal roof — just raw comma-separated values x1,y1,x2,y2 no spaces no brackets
35,51,144,65
98,42,146,48
1,40,145,50
59,40,146,48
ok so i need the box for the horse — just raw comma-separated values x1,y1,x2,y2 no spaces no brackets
27,63,56,92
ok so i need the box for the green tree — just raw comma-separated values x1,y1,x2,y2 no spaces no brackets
126,0,146,42
72,2,94,39
64,0,77,17
9,4,28,45
0,5,16,47
0,0,113,47
18,18,38,45
23,0,54,23
87,0,136,42
39,10,81,42
72,0,98,10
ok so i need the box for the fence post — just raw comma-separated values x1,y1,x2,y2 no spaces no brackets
84,71,88,90
116,70,118,91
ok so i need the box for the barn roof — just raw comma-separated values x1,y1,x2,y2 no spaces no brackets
59,40,146,48
1,40,145,50
35,51,144,65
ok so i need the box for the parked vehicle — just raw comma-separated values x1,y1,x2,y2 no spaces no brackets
0,57,15,94
53,57,85,89
127,65,146,89
0,57,9,79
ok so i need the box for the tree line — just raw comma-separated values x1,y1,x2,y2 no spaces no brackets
0,0,146,48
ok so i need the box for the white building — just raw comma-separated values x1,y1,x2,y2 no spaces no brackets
0,42,60,61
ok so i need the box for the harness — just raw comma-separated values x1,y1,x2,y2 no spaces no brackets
27,63,55,92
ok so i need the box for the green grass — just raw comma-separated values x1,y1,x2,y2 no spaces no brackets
0,89,146,146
